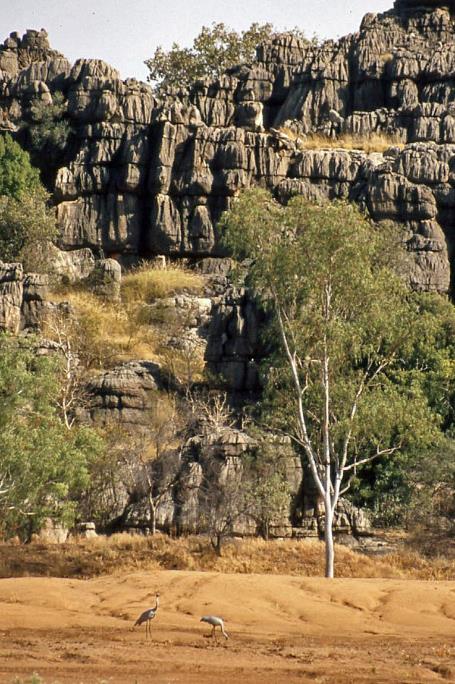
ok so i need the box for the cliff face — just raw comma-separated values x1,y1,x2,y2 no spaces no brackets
3,9,454,538
0,4,455,292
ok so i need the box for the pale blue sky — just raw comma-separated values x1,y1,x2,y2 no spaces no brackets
1,0,393,81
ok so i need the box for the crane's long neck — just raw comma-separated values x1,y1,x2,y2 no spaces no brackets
154,595,160,611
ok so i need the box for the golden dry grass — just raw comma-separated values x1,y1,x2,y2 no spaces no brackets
379,51,394,64
47,290,160,367
49,264,205,369
1,534,453,580
280,129,405,153
122,263,203,305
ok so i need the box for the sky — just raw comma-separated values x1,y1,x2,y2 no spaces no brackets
1,0,393,82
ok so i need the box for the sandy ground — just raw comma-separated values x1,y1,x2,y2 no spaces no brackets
0,571,454,683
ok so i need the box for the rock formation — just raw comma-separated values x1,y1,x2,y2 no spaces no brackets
1,3,455,292
2,2,455,538
0,261,50,333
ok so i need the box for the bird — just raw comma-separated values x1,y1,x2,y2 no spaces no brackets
200,615,229,640
133,592,160,639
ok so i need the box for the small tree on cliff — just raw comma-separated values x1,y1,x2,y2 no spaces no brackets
0,133,56,272
145,23,309,93
120,395,186,535
221,190,439,578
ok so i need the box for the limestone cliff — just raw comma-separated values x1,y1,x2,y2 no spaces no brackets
1,4,455,537
1,2,455,293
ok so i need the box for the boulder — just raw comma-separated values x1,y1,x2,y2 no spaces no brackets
85,361,163,426
0,262,23,334
31,517,69,544
21,273,49,329
89,258,122,301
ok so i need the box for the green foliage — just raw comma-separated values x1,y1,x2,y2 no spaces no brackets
350,293,455,524
353,438,455,528
0,335,103,540
0,133,57,271
28,91,71,153
0,133,41,199
0,187,56,271
244,439,292,540
221,189,449,527
145,22,309,93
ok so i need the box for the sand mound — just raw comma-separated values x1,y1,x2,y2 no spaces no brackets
0,571,454,682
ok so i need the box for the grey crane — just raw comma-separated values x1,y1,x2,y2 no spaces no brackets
133,592,160,639
200,615,229,640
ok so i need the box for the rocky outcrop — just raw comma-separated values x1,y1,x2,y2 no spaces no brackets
88,258,122,300
3,3,455,540
395,0,455,10
121,425,368,539
84,360,164,426
0,261,23,333
0,261,57,332
2,2,455,290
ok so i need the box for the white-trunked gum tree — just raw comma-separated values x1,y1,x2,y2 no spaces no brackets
221,189,440,577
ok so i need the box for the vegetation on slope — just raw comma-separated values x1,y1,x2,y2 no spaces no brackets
0,133,56,272
0,534,453,580
0,335,103,540
221,190,455,572
121,262,203,304
49,263,204,369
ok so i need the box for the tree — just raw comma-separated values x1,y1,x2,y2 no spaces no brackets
120,395,185,535
221,189,441,577
350,292,455,526
0,133,41,199
145,23,308,93
27,92,70,154
0,188,56,272
0,133,56,272
0,334,102,540
244,438,292,540
199,454,250,556
43,307,88,429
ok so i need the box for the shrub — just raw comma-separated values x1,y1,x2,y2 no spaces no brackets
0,133,57,272
28,92,71,153
0,188,56,271
0,133,41,199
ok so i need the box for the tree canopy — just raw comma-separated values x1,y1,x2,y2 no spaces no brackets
221,189,450,576
145,22,308,93
0,334,103,540
27,91,70,154
0,133,56,271
0,133,41,199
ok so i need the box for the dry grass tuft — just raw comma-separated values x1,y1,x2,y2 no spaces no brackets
122,263,204,305
379,52,394,64
49,263,204,369
48,290,160,368
0,534,453,580
280,130,406,153
299,132,405,153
